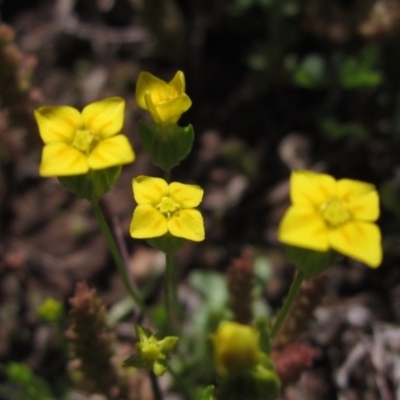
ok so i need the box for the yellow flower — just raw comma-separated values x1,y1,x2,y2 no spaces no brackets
34,97,135,177
278,170,382,267
212,321,260,376
130,175,204,241
135,71,192,124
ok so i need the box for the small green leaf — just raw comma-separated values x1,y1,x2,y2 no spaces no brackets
339,47,382,89
197,385,215,400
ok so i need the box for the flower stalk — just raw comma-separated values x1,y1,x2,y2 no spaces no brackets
91,200,144,311
165,251,179,331
271,271,304,340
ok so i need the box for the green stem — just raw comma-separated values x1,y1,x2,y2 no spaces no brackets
149,371,163,400
271,270,304,339
165,251,177,331
91,201,144,311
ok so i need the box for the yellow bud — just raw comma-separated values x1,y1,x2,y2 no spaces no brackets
212,321,260,375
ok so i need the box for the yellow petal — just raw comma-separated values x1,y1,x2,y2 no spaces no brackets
82,97,124,138
133,176,168,205
144,91,162,123
278,205,330,251
88,135,135,170
130,204,168,238
135,72,170,109
168,209,205,241
337,179,379,221
346,190,380,221
169,182,203,208
34,106,81,144
40,143,88,177
291,170,336,207
155,94,192,124
337,178,376,198
329,222,382,267
169,71,185,96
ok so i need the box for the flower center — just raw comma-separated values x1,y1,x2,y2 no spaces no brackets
72,129,96,153
320,198,351,228
139,341,162,361
157,196,180,218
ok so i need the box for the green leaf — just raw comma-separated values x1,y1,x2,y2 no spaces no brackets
197,385,215,400
188,271,229,310
0,363,55,400
58,166,121,203
321,118,367,141
339,47,382,89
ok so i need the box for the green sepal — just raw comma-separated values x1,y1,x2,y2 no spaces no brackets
216,367,281,400
123,352,168,376
58,166,121,203
123,353,149,371
147,233,185,253
284,245,343,279
138,120,194,172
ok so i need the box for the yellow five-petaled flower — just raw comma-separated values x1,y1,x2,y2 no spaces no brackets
34,97,135,177
130,176,205,242
278,170,382,268
135,71,192,124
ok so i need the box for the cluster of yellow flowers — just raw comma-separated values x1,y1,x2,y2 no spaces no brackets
35,72,384,263
33,69,384,398
34,71,204,242
33,70,383,263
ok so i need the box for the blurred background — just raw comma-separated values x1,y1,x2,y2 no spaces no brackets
1,0,400,399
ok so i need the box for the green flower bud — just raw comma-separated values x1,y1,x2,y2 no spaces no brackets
123,325,178,376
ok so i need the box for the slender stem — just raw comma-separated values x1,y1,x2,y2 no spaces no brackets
271,270,304,339
149,371,163,400
91,201,144,310
165,251,177,331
